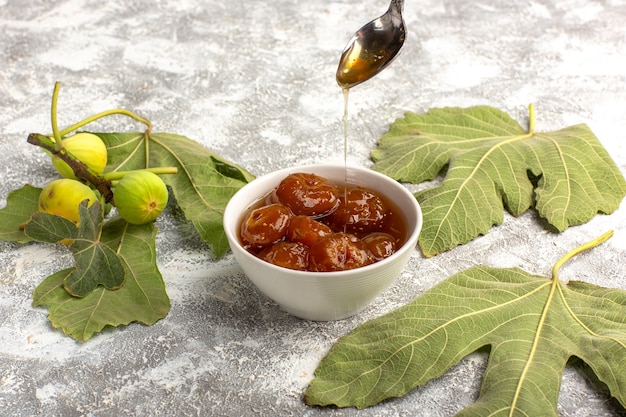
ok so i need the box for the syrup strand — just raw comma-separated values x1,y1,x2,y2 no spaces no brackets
341,87,350,235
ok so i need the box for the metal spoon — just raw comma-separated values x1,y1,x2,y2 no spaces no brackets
336,0,406,89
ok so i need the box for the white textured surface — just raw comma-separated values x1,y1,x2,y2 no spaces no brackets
1,0,626,416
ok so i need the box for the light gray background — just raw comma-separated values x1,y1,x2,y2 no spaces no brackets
1,0,626,416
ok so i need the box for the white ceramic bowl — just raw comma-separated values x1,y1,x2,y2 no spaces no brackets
223,164,422,321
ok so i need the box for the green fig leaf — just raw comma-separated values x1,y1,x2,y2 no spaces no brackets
32,217,169,341
305,235,626,414
371,106,626,257
97,132,254,258
25,201,125,296
210,155,250,182
0,184,41,243
25,205,83,243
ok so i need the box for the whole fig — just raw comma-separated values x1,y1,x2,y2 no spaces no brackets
113,171,168,225
52,132,108,179
38,178,99,223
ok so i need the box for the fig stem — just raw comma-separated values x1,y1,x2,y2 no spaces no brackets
102,167,178,181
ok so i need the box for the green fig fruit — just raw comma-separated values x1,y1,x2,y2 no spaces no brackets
51,132,108,179
113,171,168,225
38,178,99,224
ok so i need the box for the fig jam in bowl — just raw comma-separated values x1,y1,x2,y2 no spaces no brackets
223,164,422,321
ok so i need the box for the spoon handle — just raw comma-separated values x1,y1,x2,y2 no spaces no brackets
389,0,405,15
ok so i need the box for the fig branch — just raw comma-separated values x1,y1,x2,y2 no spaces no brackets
27,133,115,202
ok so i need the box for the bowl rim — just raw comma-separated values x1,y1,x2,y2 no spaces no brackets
223,163,422,279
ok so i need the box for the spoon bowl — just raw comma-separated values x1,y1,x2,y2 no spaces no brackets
336,0,406,88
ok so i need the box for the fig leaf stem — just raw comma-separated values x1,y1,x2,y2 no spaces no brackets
102,167,178,181
551,230,613,282
528,103,536,134
51,81,153,141
51,82,63,152
58,108,153,137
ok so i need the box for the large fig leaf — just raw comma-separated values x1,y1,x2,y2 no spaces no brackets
305,232,626,414
371,106,626,257
0,184,40,243
97,132,254,258
25,201,125,296
32,217,169,341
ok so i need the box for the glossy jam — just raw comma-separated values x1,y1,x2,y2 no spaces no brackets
239,173,407,271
